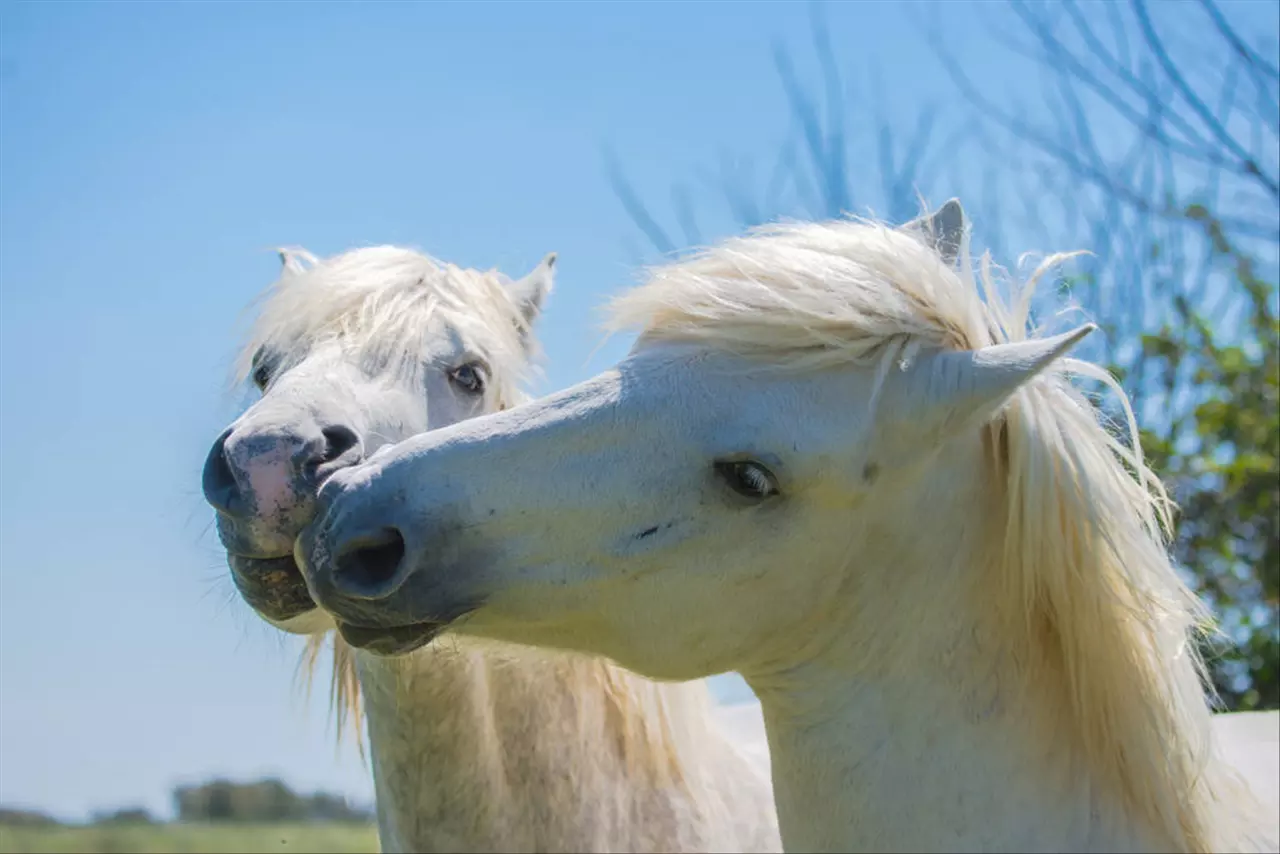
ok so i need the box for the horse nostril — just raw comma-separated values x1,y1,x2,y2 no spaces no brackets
320,424,362,464
202,428,245,515
300,424,364,486
331,528,408,600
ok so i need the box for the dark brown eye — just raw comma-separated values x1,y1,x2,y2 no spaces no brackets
250,349,273,391
714,460,780,501
448,362,488,395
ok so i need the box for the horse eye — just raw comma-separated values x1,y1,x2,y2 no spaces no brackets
250,348,274,391
448,362,488,395
713,460,780,501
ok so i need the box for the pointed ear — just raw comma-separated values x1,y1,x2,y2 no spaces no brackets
900,199,965,266
277,247,317,277
505,252,556,328
883,324,1096,453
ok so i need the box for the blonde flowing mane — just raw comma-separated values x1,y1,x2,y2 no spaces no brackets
299,632,364,752
607,216,1260,852
295,618,707,787
236,245,545,753
235,245,540,404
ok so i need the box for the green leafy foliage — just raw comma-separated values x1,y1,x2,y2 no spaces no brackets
1120,208,1278,710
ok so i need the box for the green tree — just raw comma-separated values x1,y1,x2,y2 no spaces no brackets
932,0,1279,710
1126,207,1278,710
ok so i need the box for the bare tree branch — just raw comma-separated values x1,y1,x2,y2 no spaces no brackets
1197,0,1280,82
925,4,1279,242
603,149,676,256
1131,0,1278,199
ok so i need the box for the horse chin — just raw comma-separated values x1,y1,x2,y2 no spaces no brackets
227,553,320,629
265,607,335,636
335,621,445,657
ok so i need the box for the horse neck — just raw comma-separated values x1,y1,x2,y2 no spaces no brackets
744,452,1179,854
351,638,734,852
749,650,1179,853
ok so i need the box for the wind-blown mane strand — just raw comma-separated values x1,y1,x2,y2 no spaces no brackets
607,215,1263,852
300,632,365,753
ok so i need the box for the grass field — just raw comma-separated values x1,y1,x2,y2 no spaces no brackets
0,821,380,853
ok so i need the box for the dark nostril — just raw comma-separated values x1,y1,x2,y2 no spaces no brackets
331,528,408,600
202,428,245,515
298,424,364,486
319,424,362,464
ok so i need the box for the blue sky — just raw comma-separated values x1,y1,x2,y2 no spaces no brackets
0,0,1275,822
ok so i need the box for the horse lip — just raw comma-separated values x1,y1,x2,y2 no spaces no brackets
228,553,304,574
226,553,316,622
336,620,445,656
226,549,294,561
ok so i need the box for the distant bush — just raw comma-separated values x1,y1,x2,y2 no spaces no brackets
1,777,372,834
173,778,372,824
90,807,155,825
0,807,60,827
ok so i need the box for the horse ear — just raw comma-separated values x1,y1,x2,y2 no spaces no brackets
900,199,965,266
278,247,317,276
883,324,1096,454
506,252,556,328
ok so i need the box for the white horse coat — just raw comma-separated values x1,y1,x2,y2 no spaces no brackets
296,207,1279,852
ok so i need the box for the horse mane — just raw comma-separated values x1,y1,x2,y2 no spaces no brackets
234,244,541,405
235,244,545,756
475,636,708,788
299,632,364,753
607,214,1260,852
298,628,709,787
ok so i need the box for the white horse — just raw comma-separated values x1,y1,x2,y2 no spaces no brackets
201,245,781,853
296,204,1279,853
